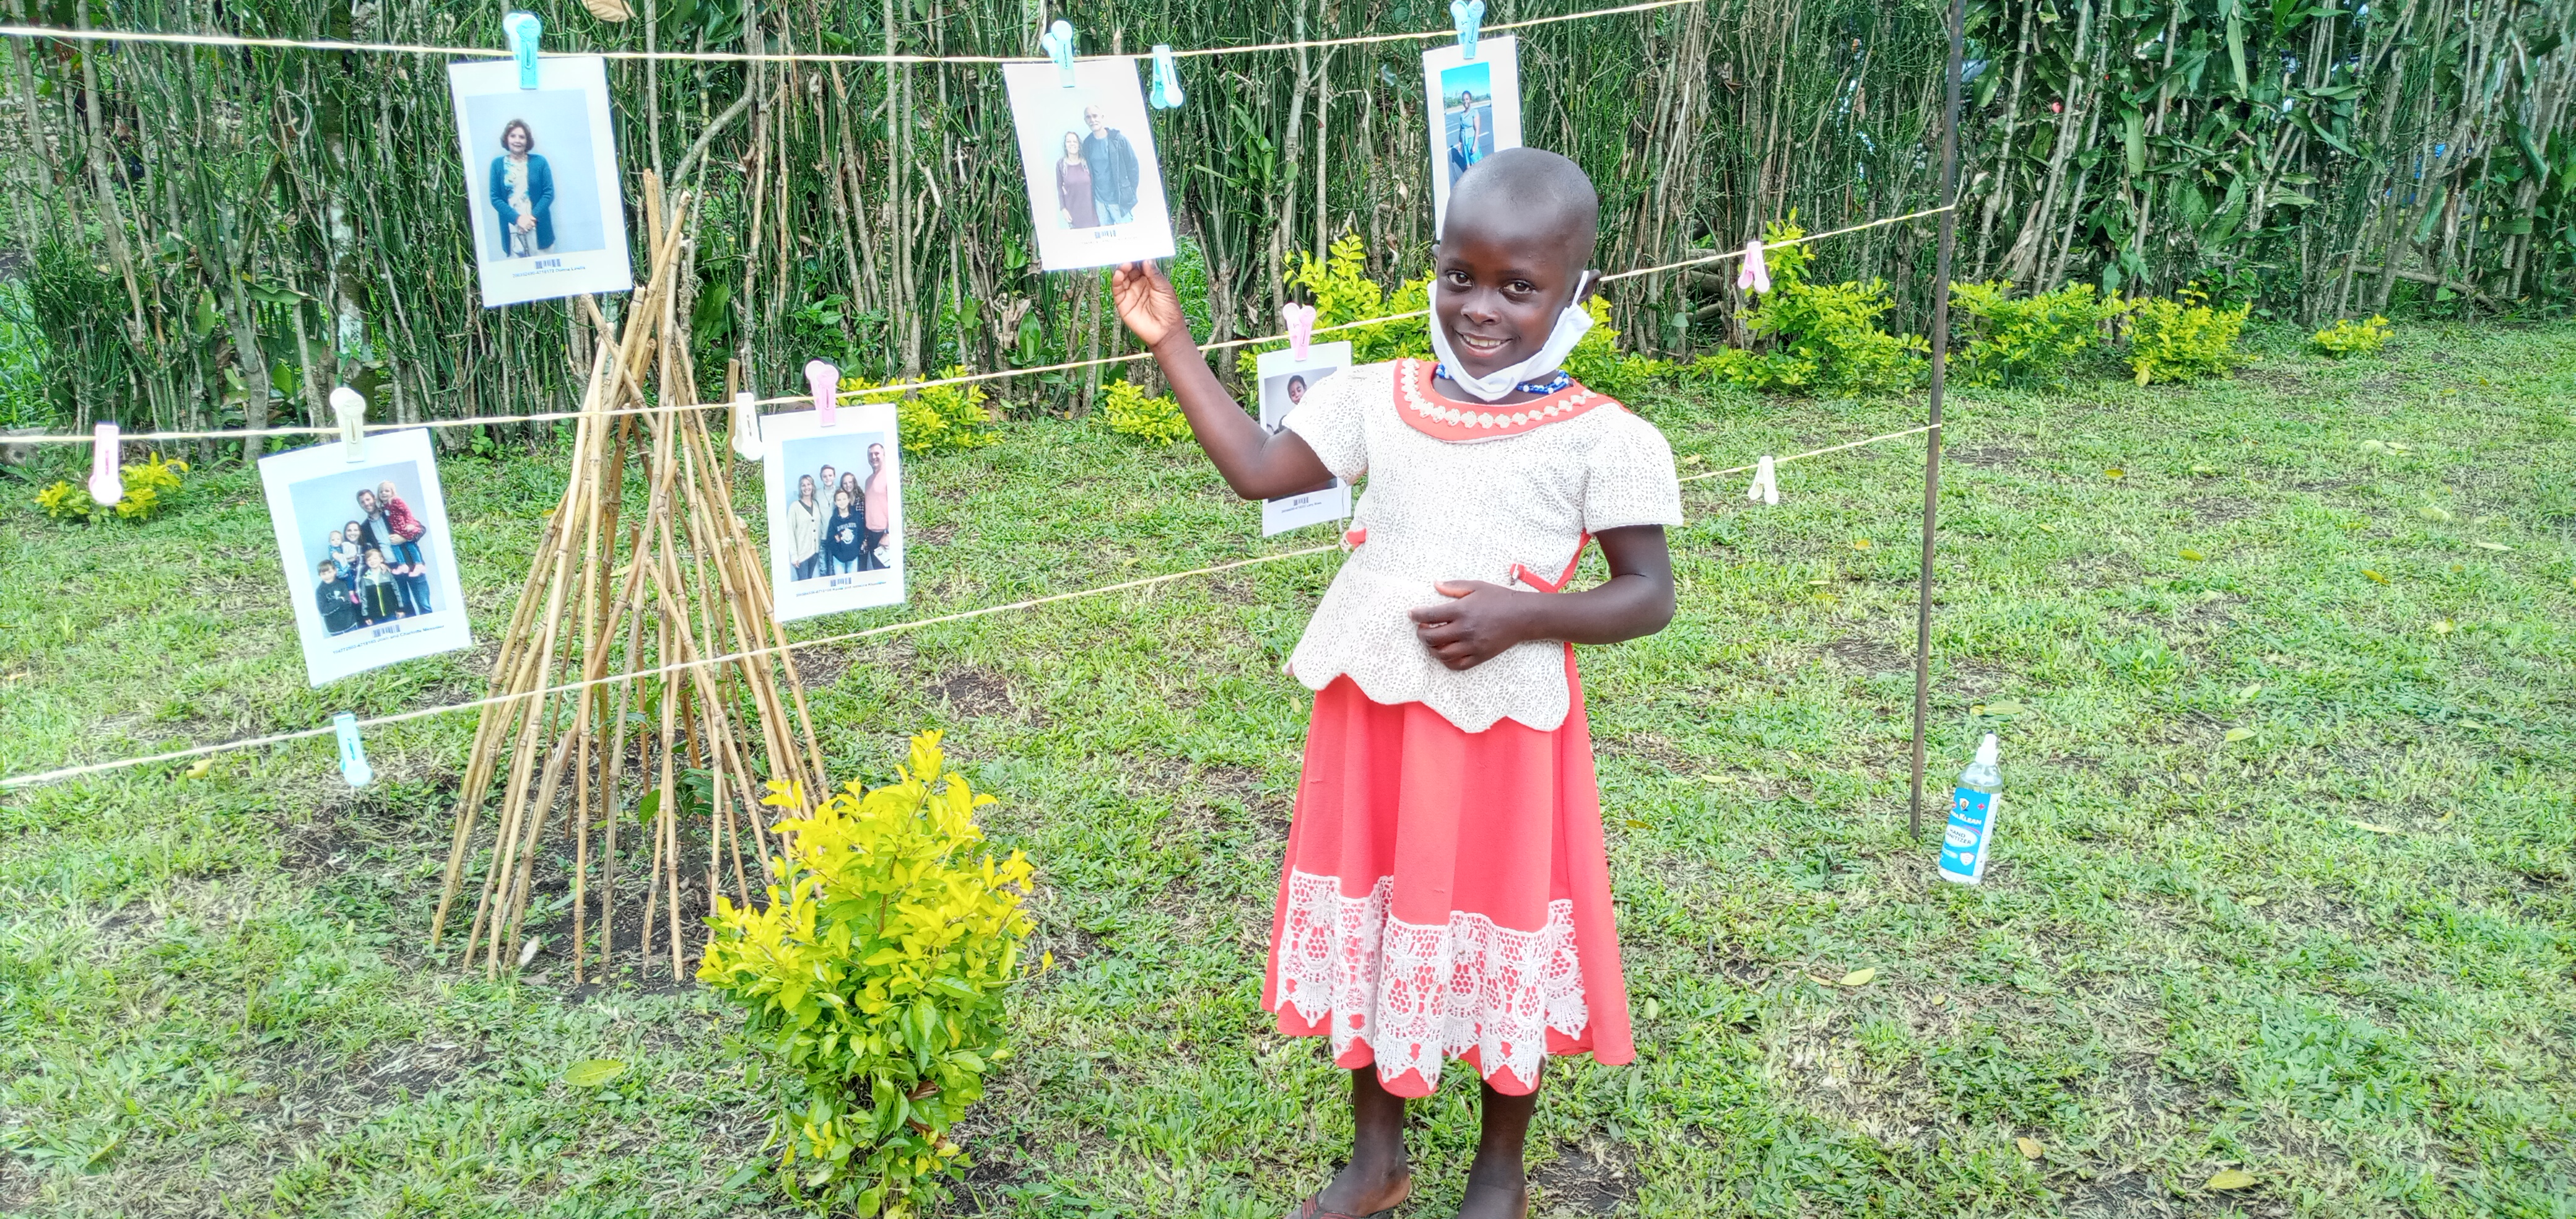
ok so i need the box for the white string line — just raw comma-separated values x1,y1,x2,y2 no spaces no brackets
0,546,1334,789
0,421,1941,790
0,0,1705,65
15,205,1952,446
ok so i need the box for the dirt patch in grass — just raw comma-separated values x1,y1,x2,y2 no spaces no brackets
1534,1137,1638,1217
2052,551,2147,588
1826,635,1912,675
1948,443,2029,469
2187,496,2265,526
931,667,1021,720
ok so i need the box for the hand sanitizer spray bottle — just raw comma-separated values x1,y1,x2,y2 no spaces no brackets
1937,733,2002,885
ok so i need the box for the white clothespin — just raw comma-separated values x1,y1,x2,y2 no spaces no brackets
729,389,763,461
329,386,368,461
1038,20,1078,87
334,712,374,788
503,12,543,90
1746,455,1779,505
87,422,122,505
1149,44,1185,109
805,360,840,428
1450,0,1486,60
1736,239,1772,295
1282,302,1318,362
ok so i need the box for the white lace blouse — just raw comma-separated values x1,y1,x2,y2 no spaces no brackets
1280,358,1684,733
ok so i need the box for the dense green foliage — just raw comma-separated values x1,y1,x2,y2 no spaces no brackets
697,734,1032,1216
1,0,2565,448
1950,281,2127,388
2126,291,2252,384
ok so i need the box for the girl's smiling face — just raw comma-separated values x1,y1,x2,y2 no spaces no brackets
1431,224,1588,380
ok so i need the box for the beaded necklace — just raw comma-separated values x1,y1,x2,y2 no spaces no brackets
1430,362,1573,397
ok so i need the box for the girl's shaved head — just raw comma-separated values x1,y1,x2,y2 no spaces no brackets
1444,147,1600,269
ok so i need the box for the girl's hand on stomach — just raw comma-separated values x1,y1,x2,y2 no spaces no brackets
1110,261,1188,349
1408,581,1537,671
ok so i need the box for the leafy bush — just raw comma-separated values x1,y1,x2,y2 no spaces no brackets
1101,378,1190,445
2125,292,2248,385
843,369,999,454
2312,315,2391,357
1565,295,1672,400
698,732,1035,1217
1686,222,1925,397
1951,281,2126,387
35,451,188,523
1283,234,1431,365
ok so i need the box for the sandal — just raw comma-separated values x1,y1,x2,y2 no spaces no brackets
1284,1194,1401,1219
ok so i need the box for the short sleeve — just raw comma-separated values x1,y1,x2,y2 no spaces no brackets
1280,367,1370,481
1582,413,1684,533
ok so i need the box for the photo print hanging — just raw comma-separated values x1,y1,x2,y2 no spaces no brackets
446,55,635,308
760,404,909,623
1421,35,1523,237
258,429,474,686
1003,58,1178,271
1256,341,1354,536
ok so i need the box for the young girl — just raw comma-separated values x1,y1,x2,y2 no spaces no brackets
1111,148,1681,1219
330,524,364,584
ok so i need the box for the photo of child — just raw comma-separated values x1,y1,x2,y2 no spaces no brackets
260,429,474,686
760,406,908,623
1256,341,1354,536
1421,37,1523,237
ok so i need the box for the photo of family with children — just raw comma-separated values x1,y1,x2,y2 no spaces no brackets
777,435,897,582
287,465,440,636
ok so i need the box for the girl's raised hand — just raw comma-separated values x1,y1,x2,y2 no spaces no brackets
1110,261,1188,349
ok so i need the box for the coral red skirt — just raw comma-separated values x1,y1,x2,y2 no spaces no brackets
1263,652,1633,1098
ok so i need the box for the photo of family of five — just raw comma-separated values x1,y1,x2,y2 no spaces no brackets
1052,103,1141,230
313,482,436,636
781,444,894,580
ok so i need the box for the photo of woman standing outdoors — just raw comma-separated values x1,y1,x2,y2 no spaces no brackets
786,474,822,580
489,118,555,259
1055,131,1099,229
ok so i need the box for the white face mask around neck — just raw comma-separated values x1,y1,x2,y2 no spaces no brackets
1425,280,1596,403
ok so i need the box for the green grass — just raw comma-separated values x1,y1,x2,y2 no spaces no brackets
4,323,2574,1217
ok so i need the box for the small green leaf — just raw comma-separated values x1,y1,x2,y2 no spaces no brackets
1624,818,1651,829
561,1059,628,1088
2224,727,2255,742
2348,819,2400,834
2471,541,2511,552
2235,684,2262,700
1982,700,2026,716
2206,1168,2258,1191
2179,548,2206,561
1838,968,1877,987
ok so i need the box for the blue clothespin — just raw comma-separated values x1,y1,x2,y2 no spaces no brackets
1450,0,1486,61
1038,20,1078,87
1149,45,1185,110
503,11,543,90
334,713,374,788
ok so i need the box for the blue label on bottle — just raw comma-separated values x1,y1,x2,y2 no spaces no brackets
1938,787,1995,881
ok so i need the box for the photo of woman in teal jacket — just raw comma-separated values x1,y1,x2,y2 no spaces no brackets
488,119,555,258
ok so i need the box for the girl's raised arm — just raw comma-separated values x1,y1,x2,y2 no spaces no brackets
1110,261,1336,502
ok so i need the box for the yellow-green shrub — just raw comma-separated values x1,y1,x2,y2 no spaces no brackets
2125,292,2249,385
698,732,1035,1217
2312,315,2391,357
1564,295,1672,400
35,451,188,523
1688,222,1925,397
1101,378,1190,445
1283,234,1431,365
1951,281,2126,388
843,369,999,454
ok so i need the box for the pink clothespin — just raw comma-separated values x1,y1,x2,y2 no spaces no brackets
87,422,122,505
805,359,839,427
1282,303,1318,362
1736,239,1772,295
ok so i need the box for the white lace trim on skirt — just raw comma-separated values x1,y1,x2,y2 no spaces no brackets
1273,868,1587,1090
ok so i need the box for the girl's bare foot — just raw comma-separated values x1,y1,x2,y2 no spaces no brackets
1451,1078,1538,1219
1308,1066,1411,1216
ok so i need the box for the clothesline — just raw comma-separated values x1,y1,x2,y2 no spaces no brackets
11,205,1952,446
0,0,1704,66
0,419,1938,790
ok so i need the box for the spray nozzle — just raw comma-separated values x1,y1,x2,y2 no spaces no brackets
1973,733,1999,767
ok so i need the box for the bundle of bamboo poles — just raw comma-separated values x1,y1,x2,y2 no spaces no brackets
428,171,830,983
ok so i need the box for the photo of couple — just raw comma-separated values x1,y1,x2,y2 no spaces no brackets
781,444,894,580
759,405,908,622
260,430,474,686
1004,58,1176,271
312,480,437,636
